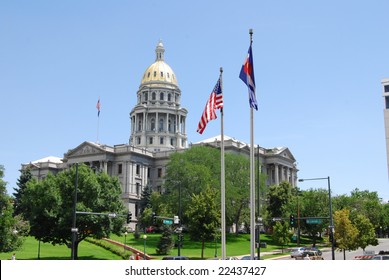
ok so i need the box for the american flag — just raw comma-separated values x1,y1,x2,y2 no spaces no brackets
96,98,101,116
239,45,258,110
197,77,223,134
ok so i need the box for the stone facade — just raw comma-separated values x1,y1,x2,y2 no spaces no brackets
21,41,298,231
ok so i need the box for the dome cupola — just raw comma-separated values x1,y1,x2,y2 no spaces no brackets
140,41,178,86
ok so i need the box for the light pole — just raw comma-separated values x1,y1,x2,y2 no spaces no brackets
71,163,79,260
298,176,335,260
143,234,147,260
124,232,128,253
178,180,182,256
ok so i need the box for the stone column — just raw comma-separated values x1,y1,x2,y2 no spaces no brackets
274,164,279,185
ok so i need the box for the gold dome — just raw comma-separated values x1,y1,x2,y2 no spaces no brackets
140,41,178,86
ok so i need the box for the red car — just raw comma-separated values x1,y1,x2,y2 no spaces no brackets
145,226,155,233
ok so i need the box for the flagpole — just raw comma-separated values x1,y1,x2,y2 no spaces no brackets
97,114,100,144
219,67,226,260
96,97,100,144
249,29,256,260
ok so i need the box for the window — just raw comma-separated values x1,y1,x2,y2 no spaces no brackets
154,71,156,77
161,71,163,77
137,137,141,145
136,164,140,175
158,168,162,178
385,85,389,92
160,92,164,100
152,92,156,100
136,183,140,196
149,137,153,144
118,164,122,174
159,118,164,132
168,119,172,132
147,72,150,78
160,137,164,144
386,96,389,109
138,120,142,131
168,93,171,101
151,118,155,131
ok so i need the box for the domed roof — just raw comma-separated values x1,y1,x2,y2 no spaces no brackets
140,41,178,86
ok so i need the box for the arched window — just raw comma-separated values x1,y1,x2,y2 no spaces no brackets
168,93,171,101
138,120,142,131
159,118,164,132
160,92,164,100
151,118,155,131
152,92,156,100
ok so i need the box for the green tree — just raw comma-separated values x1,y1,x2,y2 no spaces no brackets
298,188,330,246
156,224,174,255
225,153,250,233
381,203,389,237
163,146,218,225
272,221,292,252
348,189,382,227
21,164,126,259
186,186,220,259
267,181,293,221
139,184,153,212
334,209,359,260
352,213,378,250
12,167,32,216
0,165,27,252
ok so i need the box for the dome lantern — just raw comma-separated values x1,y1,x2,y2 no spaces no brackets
140,40,178,86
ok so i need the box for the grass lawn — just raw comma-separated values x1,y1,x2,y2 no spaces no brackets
109,232,305,260
0,233,319,260
0,236,123,260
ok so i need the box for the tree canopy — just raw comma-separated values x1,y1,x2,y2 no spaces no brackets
0,165,28,252
20,164,126,258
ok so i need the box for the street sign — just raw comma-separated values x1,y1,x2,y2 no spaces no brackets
306,218,322,224
163,219,173,225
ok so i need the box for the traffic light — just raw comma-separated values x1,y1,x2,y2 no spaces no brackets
152,212,156,224
289,214,295,226
127,211,132,223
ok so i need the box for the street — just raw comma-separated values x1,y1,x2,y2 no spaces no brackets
274,238,389,260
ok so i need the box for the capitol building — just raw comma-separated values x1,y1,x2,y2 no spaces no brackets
22,41,298,229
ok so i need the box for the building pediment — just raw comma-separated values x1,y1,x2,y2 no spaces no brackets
64,141,108,158
265,147,296,162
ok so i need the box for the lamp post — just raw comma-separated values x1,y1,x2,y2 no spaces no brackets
71,163,79,260
298,176,335,260
178,180,182,256
143,234,147,259
124,232,128,253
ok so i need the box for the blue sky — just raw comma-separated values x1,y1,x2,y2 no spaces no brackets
1,0,389,201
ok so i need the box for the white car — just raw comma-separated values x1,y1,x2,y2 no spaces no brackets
371,255,389,260
290,247,305,258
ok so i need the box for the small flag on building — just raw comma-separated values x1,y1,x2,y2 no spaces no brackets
96,98,101,117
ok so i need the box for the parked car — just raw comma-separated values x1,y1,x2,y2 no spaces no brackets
290,247,305,258
240,255,260,260
370,255,389,260
303,246,322,256
162,256,189,260
295,251,324,260
145,226,156,233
